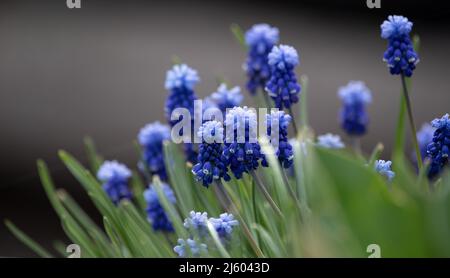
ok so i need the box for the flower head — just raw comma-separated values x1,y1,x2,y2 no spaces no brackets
143,183,176,232
381,15,419,77
265,110,294,168
223,107,264,179
209,213,239,239
174,238,207,257
184,211,209,235
317,133,345,149
427,114,450,179
244,24,279,95
97,161,132,204
381,15,413,39
164,64,200,163
165,64,200,91
265,45,301,109
210,83,243,113
138,121,170,180
375,160,395,181
192,121,230,187
338,81,372,136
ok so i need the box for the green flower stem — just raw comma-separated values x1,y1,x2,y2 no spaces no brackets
215,180,265,258
288,107,299,136
249,171,283,217
400,73,423,170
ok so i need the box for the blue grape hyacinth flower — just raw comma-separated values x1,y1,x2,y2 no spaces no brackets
192,121,230,187
165,64,200,163
174,238,208,257
138,121,171,181
210,83,243,113
381,15,419,77
184,211,209,236
209,213,239,240
427,114,450,179
265,110,294,168
244,24,279,95
338,81,372,136
265,45,301,109
317,133,345,149
375,160,395,181
97,161,132,205
143,183,176,232
223,107,265,179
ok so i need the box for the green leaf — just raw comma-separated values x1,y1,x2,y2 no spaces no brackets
4,220,53,258
83,136,103,174
230,23,247,50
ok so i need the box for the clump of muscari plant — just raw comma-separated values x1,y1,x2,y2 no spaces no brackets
5,17,450,259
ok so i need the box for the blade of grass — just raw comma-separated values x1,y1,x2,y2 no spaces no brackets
4,220,53,258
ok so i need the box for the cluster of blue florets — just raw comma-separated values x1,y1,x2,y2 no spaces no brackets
317,133,345,149
375,160,395,182
381,15,419,77
97,161,132,205
165,64,200,163
143,183,176,232
209,83,243,113
245,24,279,95
338,81,372,136
174,211,239,257
266,110,294,168
173,238,208,257
426,114,450,179
265,45,301,109
192,121,230,187
138,121,170,181
222,107,265,179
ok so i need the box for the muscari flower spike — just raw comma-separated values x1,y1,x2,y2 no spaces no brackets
97,161,132,205
174,238,208,258
375,160,395,181
209,213,239,240
165,64,200,163
266,110,294,168
416,123,436,163
244,23,279,95
138,121,170,181
381,15,419,77
210,83,243,113
143,183,176,232
223,107,265,179
338,81,372,136
265,45,301,109
427,114,450,179
184,211,209,236
192,121,230,187
317,133,345,149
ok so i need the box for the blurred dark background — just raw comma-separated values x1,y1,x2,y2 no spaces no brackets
1,0,449,257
